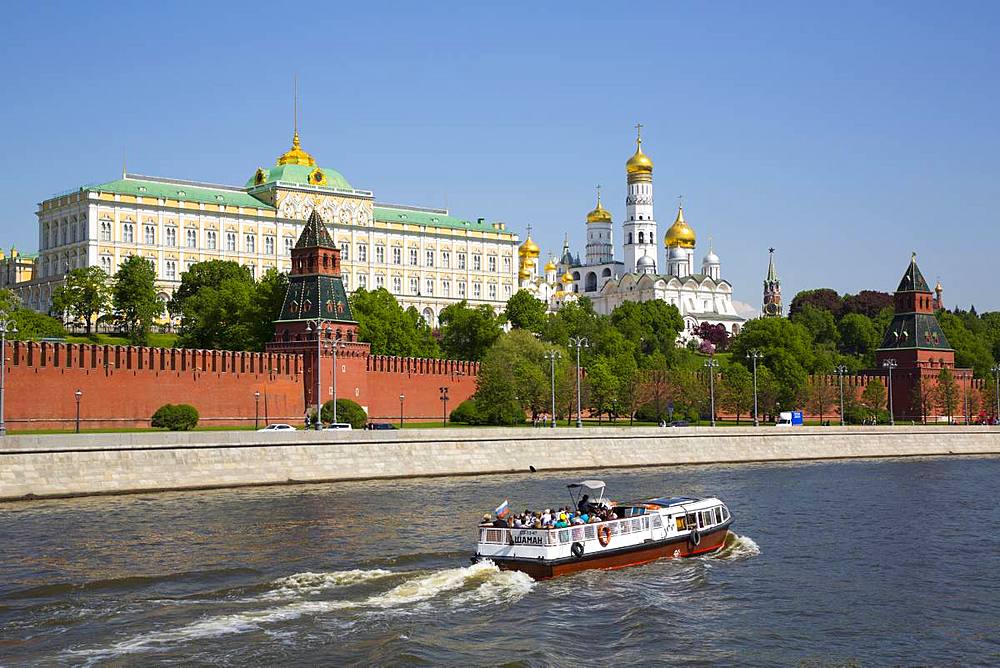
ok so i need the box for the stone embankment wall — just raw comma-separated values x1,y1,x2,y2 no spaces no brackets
1,427,997,502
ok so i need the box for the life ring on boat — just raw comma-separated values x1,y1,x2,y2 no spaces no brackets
571,542,585,559
597,524,612,547
689,528,701,547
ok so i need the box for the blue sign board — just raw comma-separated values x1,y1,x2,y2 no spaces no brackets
791,411,804,425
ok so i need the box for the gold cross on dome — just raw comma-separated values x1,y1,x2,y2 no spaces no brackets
635,123,643,140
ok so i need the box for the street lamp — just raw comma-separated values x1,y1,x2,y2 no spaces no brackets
835,365,848,426
254,391,260,429
704,359,719,427
569,337,589,428
439,386,449,427
749,349,763,427
306,319,328,430
399,393,405,429
882,358,897,426
74,389,82,434
991,364,1000,424
544,350,561,428
329,338,342,424
0,319,16,436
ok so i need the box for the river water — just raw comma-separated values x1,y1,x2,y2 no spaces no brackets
1,456,998,666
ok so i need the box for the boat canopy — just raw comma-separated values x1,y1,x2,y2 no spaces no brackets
567,480,606,502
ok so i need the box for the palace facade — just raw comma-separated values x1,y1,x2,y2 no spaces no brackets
19,130,519,326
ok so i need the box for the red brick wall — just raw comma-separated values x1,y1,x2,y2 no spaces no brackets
3,342,481,430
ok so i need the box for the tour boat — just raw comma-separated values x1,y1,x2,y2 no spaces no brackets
473,480,733,579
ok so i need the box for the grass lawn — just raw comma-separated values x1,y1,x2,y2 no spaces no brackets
9,425,259,435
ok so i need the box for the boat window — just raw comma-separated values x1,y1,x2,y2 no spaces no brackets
715,507,723,523
722,506,729,521
675,515,686,530
652,514,663,528
687,513,697,529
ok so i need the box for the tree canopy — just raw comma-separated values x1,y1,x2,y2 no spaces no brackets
503,289,547,332
350,288,439,358
112,256,162,345
50,266,111,336
438,300,503,360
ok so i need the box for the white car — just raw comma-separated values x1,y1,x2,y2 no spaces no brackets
258,423,297,432
323,423,353,430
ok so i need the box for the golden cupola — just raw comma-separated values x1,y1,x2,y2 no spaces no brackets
625,126,654,182
544,256,558,272
518,234,540,259
277,131,317,167
586,189,612,224
561,269,574,284
664,206,696,249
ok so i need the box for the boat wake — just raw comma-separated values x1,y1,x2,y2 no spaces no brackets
712,532,761,561
67,561,533,663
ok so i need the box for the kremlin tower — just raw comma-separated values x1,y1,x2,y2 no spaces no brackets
622,124,658,273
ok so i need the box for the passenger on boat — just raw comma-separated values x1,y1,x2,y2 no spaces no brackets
577,494,593,515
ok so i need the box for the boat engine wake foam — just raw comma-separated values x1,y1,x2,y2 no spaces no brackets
713,532,761,561
67,561,533,663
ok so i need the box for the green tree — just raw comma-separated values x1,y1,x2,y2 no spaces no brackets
730,317,814,406
112,256,163,345
934,368,959,424
473,330,559,424
349,288,440,357
938,312,994,378
719,363,753,424
791,303,839,346
249,268,289,348
911,381,934,425
980,377,999,421
151,404,199,431
50,266,111,336
173,262,256,350
806,376,837,424
503,289,547,332
585,357,620,423
608,300,685,362
860,379,887,424
789,288,844,318
10,309,67,340
439,300,503,361
838,312,879,361
320,398,367,429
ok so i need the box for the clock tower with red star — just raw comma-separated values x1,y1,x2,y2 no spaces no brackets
762,248,782,317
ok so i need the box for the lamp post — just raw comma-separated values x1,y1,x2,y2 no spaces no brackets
0,319,16,436
704,359,719,427
963,372,969,426
835,365,848,426
329,338,342,424
254,391,260,429
544,350,561,428
749,349,763,427
74,389,82,434
992,364,1000,424
569,336,589,428
439,386,449,427
306,319,327,430
882,358,897,426
399,393,405,429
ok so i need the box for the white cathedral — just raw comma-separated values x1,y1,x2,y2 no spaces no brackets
517,127,745,338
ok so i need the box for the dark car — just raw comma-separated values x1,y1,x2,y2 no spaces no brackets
668,420,690,427
366,422,398,430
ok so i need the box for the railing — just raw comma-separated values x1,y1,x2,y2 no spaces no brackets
479,515,655,547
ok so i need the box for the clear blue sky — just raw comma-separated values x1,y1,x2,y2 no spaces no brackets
2,1,997,310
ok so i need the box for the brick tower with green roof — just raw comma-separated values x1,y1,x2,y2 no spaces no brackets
268,209,367,415
875,253,969,421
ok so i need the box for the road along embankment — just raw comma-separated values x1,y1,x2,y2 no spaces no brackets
1,426,998,502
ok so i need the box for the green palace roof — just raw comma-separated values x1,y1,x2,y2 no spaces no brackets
373,205,502,233
86,176,275,210
246,163,353,191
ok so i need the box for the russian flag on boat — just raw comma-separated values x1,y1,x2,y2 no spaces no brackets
495,499,510,518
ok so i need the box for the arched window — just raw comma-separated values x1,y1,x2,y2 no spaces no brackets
628,233,633,244
638,232,645,243
585,272,597,292
602,268,612,277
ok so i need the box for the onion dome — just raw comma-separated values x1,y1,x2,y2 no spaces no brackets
561,269,574,284
664,206,696,249
625,126,653,180
544,256,558,272
703,249,720,265
277,131,317,167
586,189,612,224
669,246,687,261
518,235,540,258
518,266,531,280
637,254,655,271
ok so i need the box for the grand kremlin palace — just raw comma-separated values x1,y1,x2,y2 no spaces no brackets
20,131,519,326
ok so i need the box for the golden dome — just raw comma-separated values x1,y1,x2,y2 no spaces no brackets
518,235,540,258
664,206,696,249
276,131,317,167
518,266,531,280
586,189,612,224
625,125,653,178
544,257,558,272
561,270,574,284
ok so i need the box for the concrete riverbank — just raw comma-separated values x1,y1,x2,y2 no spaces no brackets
1,426,998,502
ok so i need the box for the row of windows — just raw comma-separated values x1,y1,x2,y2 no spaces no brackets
338,244,510,271
102,222,297,256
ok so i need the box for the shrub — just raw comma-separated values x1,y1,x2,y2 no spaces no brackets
151,403,199,431
320,398,367,429
450,399,486,425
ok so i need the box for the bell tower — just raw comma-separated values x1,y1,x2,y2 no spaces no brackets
623,124,657,273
